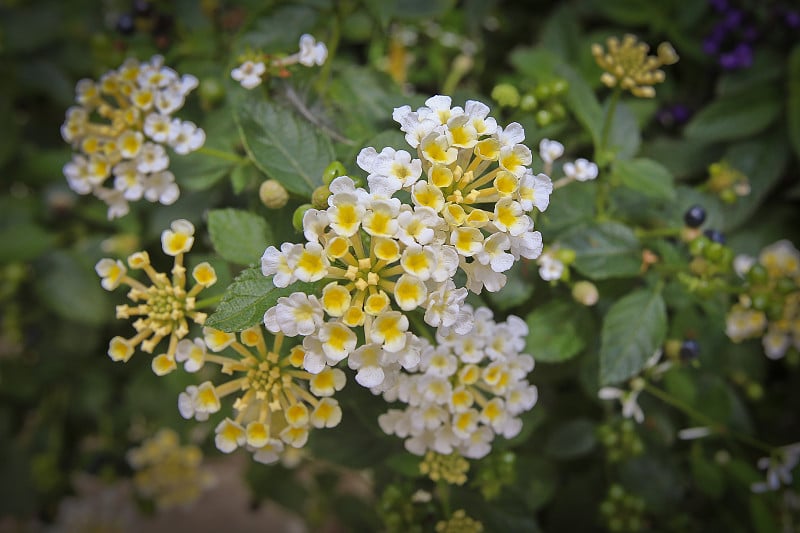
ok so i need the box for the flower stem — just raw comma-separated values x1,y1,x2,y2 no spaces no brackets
197,146,246,164
194,293,223,309
643,383,774,454
437,479,452,518
599,88,621,156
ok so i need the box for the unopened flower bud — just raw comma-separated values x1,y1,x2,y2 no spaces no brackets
572,281,599,306
292,204,313,232
491,83,520,107
311,185,331,209
322,161,347,186
259,179,289,209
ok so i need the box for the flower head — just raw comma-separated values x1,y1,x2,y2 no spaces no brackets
127,429,214,510
592,34,679,98
97,219,214,374
61,56,204,218
178,325,345,464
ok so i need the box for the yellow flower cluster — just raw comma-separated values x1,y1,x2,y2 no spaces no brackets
592,34,678,98
435,509,484,533
177,325,344,463
127,429,214,510
96,219,216,374
61,56,204,218
419,451,470,486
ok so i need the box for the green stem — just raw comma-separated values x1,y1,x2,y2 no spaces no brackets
197,146,246,164
315,5,341,98
643,383,774,454
599,88,621,156
437,479,452,518
195,293,223,309
635,227,683,239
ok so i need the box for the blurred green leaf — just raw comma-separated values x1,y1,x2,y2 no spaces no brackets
787,45,800,162
236,98,334,197
557,64,603,147
606,101,640,160
205,268,320,332
545,419,597,459
208,209,273,266
561,221,642,280
538,182,596,238
749,495,780,533
612,158,676,200
236,5,318,53
34,250,111,326
691,452,725,499
684,85,781,143
486,262,534,311
0,223,55,263
525,300,593,362
599,287,667,385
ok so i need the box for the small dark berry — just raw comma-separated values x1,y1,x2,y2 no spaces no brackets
704,228,725,244
116,12,136,35
679,339,700,361
683,204,706,228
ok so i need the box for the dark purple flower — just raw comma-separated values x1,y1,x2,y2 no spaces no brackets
671,104,692,124
703,36,720,55
723,9,744,29
785,10,800,28
709,0,728,13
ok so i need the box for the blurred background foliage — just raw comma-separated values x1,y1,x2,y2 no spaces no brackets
1,0,799,531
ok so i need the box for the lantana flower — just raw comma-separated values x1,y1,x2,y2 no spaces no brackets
592,34,679,98
261,97,551,388
177,325,345,464
96,219,216,374
377,306,537,459
61,56,205,218
127,428,215,510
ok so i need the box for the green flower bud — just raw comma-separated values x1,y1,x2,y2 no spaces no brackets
704,242,725,262
519,93,538,111
312,185,331,209
292,204,313,232
551,78,569,95
689,236,709,257
554,248,576,264
572,280,599,306
535,109,552,127
491,83,520,107
198,78,225,108
322,161,347,186
746,264,769,285
550,102,566,120
746,382,763,401
533,83,552,100
259,179,289,209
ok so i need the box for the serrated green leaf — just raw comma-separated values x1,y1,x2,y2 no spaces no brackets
545,419,597,459
684,85,781,143
205,268,320,332
170,149,234,191
787,45,800,162
525,300,593,362
236,98,334,197
207,209,272,266
561,221,642,280
599,288,667,385
235,5,318,54
613,158,676,200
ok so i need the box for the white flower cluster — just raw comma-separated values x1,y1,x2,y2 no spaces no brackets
61,55,205,218
231,34,328,90
261,95,551,393
378,306,537,459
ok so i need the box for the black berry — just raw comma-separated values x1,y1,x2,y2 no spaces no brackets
132,0,153,16
683,204,706,228
679,339,700,361
704,229,726,244
116,12,135,35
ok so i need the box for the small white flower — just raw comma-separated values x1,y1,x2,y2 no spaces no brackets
563,158,599,182
539,138,564,164
298,34,328,67
231,60,266,90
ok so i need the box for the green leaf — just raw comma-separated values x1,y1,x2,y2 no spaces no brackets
606,101,641,161
235,98,334,197
787,45,800,161
170,149,234,191
684,85,781,143
690,453,725,499
525,300,593,362
612,158,676,200
599,288,667,385
750,496,780,533
509,47,559,80
538,182,596,238
385,453,422,477
0,223,55,263
34,250,112,326
556,63,603,146
205,268,320,332
545,419,598,459
235,5,318,53
561,221,642,280
207,209,273,266
486,262,534,311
